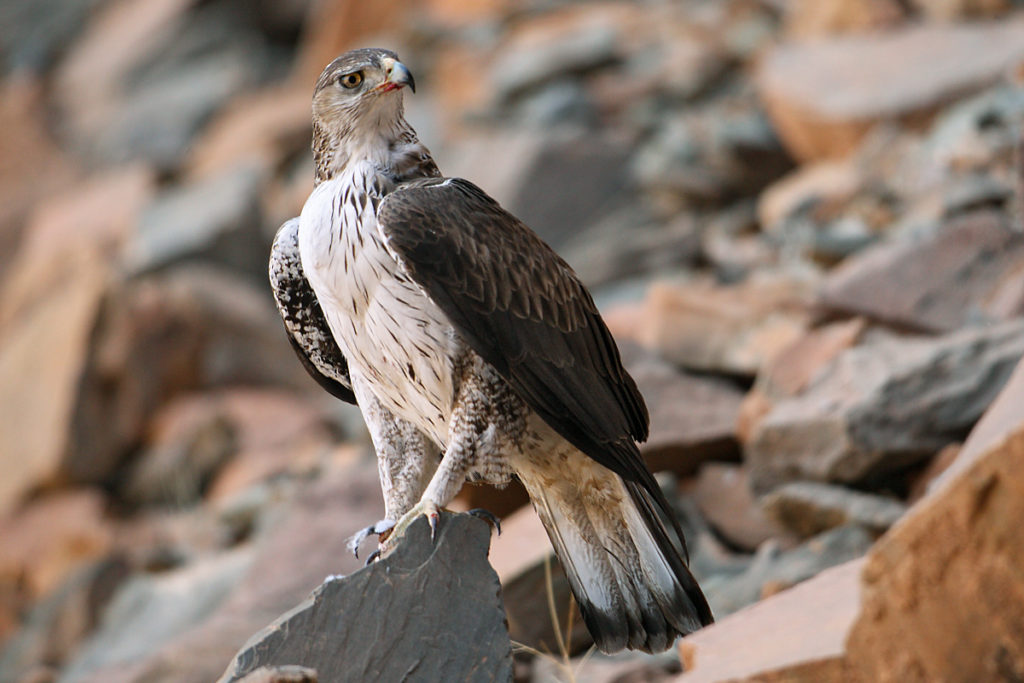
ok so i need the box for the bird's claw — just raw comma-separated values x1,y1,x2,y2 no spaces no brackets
467,508,501,535
364,549,382,566
346,519,395,559
379,499,443,556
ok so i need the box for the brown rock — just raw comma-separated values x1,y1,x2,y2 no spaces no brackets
909,0,1012,20
0,77,80,286
757,160,864,235
204,390,337,502
620,343,743,476
0,490,112,641
845,407,1024,680
64,267,307,486
294,0,415,87
454,479,530,520
688,464,789,552
630,276,813,377
676,559,864,682
738,318,866,442
0,168,155,508
758,19,1024,160
0,166,154,325
818,210,1024,332
185,85,310,180
906,443,960,503
0,254,108,513
783,0,906,38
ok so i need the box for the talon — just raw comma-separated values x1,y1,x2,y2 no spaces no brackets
428,511,440,540
347,519,395,559
467,508,501,535
364,549,381,566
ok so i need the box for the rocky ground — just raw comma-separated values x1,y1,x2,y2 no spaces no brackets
1,0,1023,681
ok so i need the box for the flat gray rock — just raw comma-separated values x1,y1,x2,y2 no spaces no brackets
218,513,512,683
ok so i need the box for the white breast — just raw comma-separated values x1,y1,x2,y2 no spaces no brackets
298,164,458,446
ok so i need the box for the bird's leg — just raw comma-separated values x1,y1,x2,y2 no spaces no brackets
348,388,438,559
379,440,473,555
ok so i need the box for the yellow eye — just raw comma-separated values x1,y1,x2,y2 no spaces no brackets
338,71,363,89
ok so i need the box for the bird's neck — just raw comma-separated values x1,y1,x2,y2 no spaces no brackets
312,116,439,186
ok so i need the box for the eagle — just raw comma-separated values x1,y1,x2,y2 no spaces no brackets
269,47,713,653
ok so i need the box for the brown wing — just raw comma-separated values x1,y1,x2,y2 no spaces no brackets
376,177,653,487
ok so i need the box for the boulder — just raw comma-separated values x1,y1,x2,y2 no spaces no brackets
817,211,1024,333
625,275,813,377
64,266,306,486
688,464,789,553
69,459,386,682
845,361,1024,680
128,163,268,279
676,559,864,682
758,19,1024,160
737,318,866,443
218,513,512,683
620,343,743,476
0,557,131,681
746,320,1024,492
783,0,906,38
59,548,255,683
631,101,793,207
700,524,872,619
760,481,907,538
0,77,80,286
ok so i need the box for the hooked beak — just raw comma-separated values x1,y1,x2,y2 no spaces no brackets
379,57,416,94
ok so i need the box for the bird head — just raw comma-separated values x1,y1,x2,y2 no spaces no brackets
312,48,417,179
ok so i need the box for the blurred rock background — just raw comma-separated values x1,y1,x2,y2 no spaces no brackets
0,0,1023,681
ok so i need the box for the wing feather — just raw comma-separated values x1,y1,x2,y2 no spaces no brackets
376,177,652,484
269,218,357,405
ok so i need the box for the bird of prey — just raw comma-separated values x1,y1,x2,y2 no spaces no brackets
269,47,713,653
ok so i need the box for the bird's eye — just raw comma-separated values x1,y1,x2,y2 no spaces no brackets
338,71,363,89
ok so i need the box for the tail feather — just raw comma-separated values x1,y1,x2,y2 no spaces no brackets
520,468,713,653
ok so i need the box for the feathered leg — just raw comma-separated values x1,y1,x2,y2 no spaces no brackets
348,383,439,557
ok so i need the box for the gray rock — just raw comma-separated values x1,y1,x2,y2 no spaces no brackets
818,210,1024,333
508,133,635,251
0,0,98,75
0,558,130,681
492,25,617,102
760,481,907,538
91,52,255,169
941,173,1014,218
59,548,254,683
925,84,1024,171
747,320,1024,492
218,513,512,683
701,524,873,618
64,266,305,485
129,164,267,278
632,101,792,207
512,79,595,127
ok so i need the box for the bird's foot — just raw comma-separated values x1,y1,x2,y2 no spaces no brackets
467,508,502,535
346,518,395,560
378,499,443,558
